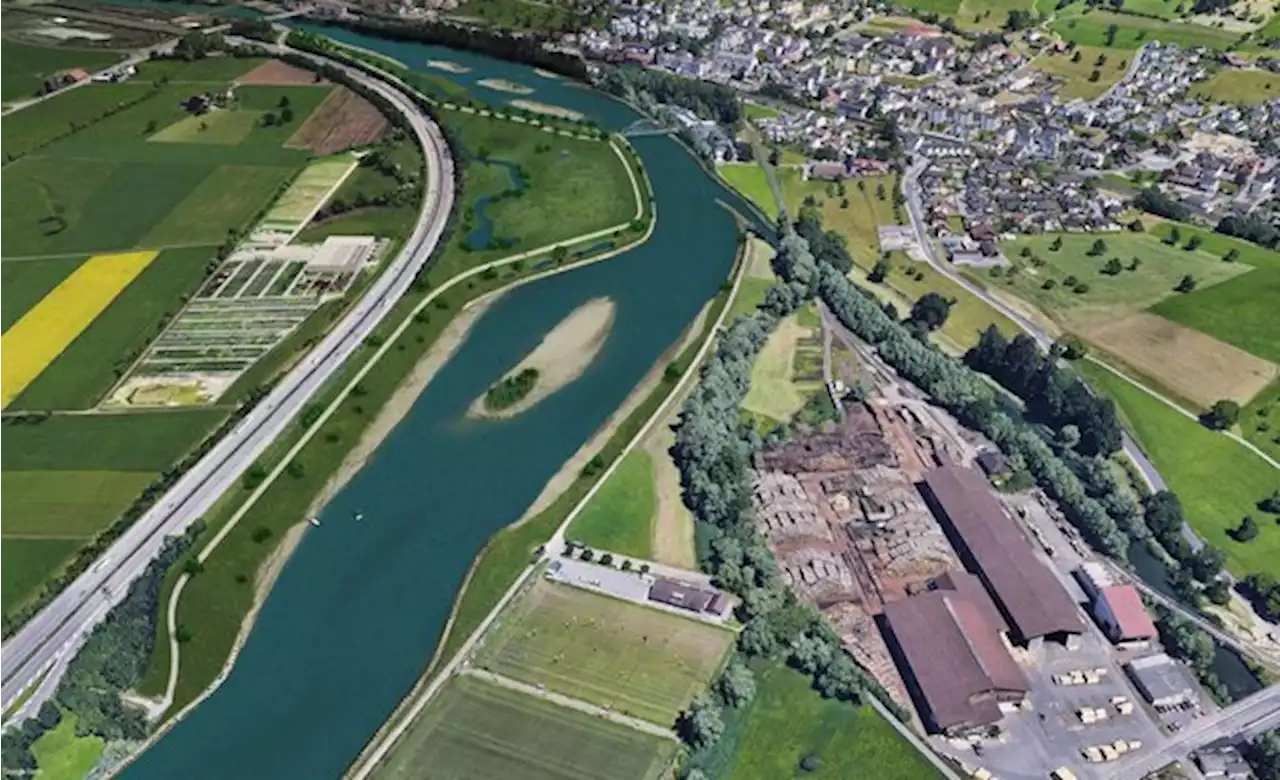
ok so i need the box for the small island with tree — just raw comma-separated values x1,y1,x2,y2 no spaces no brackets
484,368,540,411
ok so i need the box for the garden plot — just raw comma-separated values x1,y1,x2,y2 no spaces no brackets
251,154,359,241
108,236,382,407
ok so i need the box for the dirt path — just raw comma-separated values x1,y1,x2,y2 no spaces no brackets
468,297,615,420
646,399,697,569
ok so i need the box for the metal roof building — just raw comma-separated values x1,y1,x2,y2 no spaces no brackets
1126,653,1197,708
920,465,1084,646
882,571,1029,735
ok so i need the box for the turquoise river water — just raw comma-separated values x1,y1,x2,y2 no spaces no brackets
122,28,767,780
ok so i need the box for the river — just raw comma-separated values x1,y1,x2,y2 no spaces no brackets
121,28,765,780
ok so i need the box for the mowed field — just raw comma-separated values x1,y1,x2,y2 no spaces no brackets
1145,221,1280,363
567,450,658,558
375,675,676,780
475,580,734,724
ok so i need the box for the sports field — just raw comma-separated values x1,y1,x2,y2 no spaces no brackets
1145,221,1280,362
375,675,676,780
566,451,657,558
1078,361,1280,579
1,251,158,407
475,580,734,724
1051,7,1241,49
711,664,941,780
1,41,123,102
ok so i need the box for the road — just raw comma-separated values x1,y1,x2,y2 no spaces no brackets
0,40,456,725
1111,685,1280,779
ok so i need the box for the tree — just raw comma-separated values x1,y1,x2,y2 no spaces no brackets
1102,257,1123,275
1233,515,1260,542
909,292,952,332
1088,238,1107,256
717,662,757,707
280,106,294,123
251,527,273,543
182,558,204,575
1205,579,1231,605
1175,274,1197,292
145,119,158,134
260,111,277,127
550,244,568,264
1258,491,1280,515
1050,236,1063,251
869,258,891,283
278,95,292,109
1224,248,1240,262
800,755,822,773
1055,424,1081,451
1202,399,1240,430
1184,235,1202,251
678,695,724,747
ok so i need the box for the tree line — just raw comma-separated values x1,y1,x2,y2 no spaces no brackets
2,525,202,774
313,16,589,80
596,64,741,127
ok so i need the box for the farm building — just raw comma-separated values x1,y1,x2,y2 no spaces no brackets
881,571,1029,736
1074,563,1156,646
919,465,1084,649
1126,653,1197,709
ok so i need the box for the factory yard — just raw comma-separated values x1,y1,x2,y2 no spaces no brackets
472,578,734,725
745,309,1226,779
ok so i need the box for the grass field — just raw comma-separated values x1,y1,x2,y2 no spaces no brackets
1242,379,1280,462
1,409,225,472
1051,7,1242,49
743,312,822,423
1191,69,1280,104
742,101,781,120
475,580,734,724
956,0,1037,30
719,163,778,221
566,450,657,559
9,247,216,411
1078,360,1280,579
1,470,155,537
898,0,963,14
1145,221,1280,362
140,165,296,246
30,711,104,780
1,539,83,614
134,56,264,83
1119,0,1182,18
1,82,157,160
999,232,1247,325
375,674,676,780
1,251,159,408
714,664,941,780
1030,45,1131,100
150,110,265,145
781,172,901,268
1,41,123,102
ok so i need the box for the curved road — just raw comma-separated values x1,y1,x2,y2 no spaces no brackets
0,42,456,724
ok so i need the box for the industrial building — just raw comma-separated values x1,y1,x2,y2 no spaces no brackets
881,571,1029,735
1076,563,1157,647
1125,653,1197,709
919,465,1084,648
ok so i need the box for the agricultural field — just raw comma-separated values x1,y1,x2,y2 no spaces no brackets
1,81,156,160
1030,45,1131,101
1118,0,1182,19
285,86,389,155
1077,361,1280,580
261,154,358,226
1,40,123,102
1050,7,1242,49
374,674,676,780
704,664,941,780
474,580,734,724
2,251,158,408
955,0,1037,30
1145,221,1280,363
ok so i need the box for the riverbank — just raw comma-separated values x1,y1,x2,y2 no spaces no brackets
468,297,615,420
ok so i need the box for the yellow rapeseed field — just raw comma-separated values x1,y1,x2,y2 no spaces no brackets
2,251,158,408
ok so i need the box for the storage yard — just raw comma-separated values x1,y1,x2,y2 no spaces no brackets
749,306,1216,779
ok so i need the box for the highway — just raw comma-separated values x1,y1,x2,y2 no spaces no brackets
0,41,456,724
